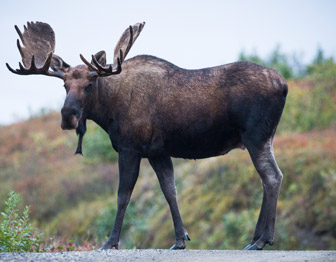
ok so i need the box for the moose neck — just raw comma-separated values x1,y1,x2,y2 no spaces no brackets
86,76,119,133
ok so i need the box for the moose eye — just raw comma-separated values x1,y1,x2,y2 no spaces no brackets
85,83,93,93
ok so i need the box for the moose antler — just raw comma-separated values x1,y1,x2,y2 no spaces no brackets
6,22,65,79
80,22,145,77
113,22,145,65
80,53,122,77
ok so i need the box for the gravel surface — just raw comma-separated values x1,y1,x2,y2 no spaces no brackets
1,250,335,262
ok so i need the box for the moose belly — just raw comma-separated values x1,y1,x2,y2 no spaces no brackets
163,126,243,159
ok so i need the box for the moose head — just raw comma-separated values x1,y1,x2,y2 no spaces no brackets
6,21,145,131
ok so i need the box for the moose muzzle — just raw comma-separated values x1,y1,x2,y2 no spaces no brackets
61,95,81,130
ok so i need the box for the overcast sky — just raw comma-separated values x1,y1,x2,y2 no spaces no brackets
1,0,335,125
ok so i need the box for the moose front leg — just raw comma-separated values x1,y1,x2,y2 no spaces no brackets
148,155,190,250
100,149,141,250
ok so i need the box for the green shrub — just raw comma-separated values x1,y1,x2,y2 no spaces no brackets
278,58,336,134
0,191,42,252
83,122,118,163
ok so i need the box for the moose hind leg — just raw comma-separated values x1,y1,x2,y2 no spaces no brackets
244,184,267,250
148,155,190,250
100,149,141,250
244,139,283,250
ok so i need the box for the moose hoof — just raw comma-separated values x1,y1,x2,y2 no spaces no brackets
243,243,262,250
99,242,119,250
243,244,252,250
244,238,274,250
170,238,187,250
243,243,263,250
170,244,186,250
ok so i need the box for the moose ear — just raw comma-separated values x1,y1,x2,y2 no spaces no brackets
51,54,70,73
91,51,106,66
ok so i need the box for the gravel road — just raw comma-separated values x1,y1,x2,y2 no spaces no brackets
1,250,335,262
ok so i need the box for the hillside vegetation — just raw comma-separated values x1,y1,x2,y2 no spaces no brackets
0,49,335,250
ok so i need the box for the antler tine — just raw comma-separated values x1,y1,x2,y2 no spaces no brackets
119,49,124,65
80,53,121,77
14,25,25,45
30,55,37,71
91,55,109,71
18,62,26,73
124,25,134,60
80,54,98,72
43,52,53,71
16,39,24,59
6,61,32,75
5,63,20,75
114,57,122,74
91,54,122,75
6,52,64,78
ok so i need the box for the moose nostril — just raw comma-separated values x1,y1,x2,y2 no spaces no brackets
61,107,78,117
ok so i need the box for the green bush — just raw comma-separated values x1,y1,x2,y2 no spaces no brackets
83,122,118,163
278,58,336,133
0,191,42,252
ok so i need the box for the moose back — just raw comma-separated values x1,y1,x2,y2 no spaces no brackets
7,21,287,250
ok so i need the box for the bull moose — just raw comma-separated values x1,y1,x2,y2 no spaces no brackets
6,21,287,250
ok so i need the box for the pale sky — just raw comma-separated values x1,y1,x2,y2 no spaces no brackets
1,0,335,125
